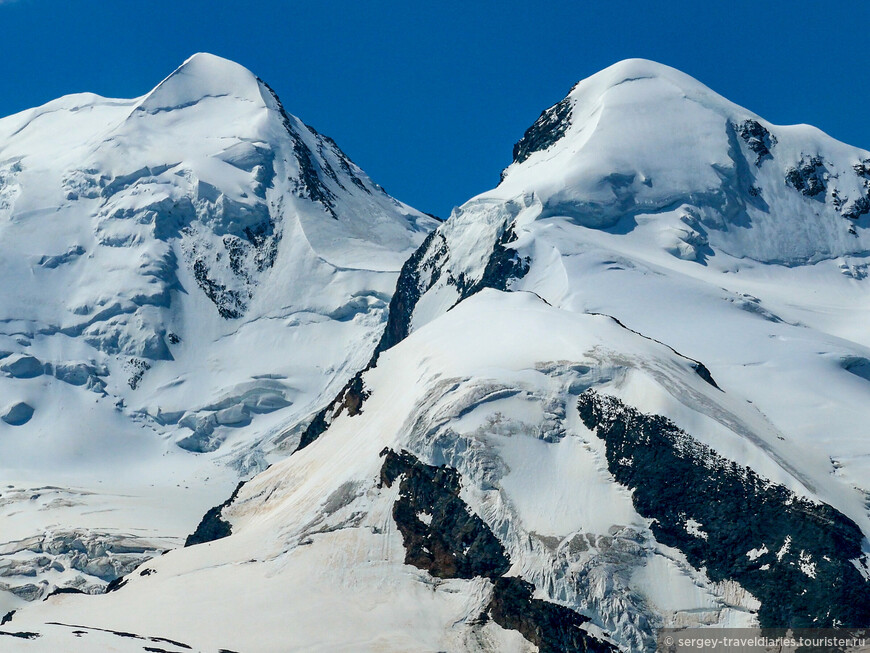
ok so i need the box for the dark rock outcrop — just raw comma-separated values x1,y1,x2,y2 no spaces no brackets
376,231,448,357
260,80,343,219
690,361,720,390
785,156,827,197
104,576,128,593
577,390,870,628
735,119,777,165
378,449,510,579
842,195,870,221
488,576,617,653
192,258,246,320
379,449,616,651
43,586,86,600
452,225,531,300
184,481,247,547
0,630,40,640
512,95,574,165
40,622,193,649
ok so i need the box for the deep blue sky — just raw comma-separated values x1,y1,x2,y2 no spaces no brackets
1,0,868,218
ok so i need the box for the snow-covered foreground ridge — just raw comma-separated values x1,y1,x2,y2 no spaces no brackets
4,57,870,652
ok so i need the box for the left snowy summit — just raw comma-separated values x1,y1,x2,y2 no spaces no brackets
0,53,437,607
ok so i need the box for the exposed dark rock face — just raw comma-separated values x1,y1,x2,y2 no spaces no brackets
259,80,341,219
690,362,720,390
378,449,510,579
184,481,247,547
376,230,448,357
295,407,330,453
735,119,777,165
512,95,574,165
289,132,338,218
379,449,616,651
785,156,827,197
1,611,13,625
43,587,85,600
309,126,371,196
452,225,531,300
104,576,128,593
836,162,870,221
0,630,40,640
842,195,870,221
125,357,151,390
43,622,194,649
192,258,246,320
295,366,370,452
184,196,279,320
243,222,279,270
577,390,870,628
373,221,530,360
488,576,617,653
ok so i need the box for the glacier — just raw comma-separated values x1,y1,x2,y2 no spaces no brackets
1,56,870,652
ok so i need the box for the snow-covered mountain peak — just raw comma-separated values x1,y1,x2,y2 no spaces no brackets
135,52,269,114
4,58,870,653
489,59,870,265
568,57,735,108
504,58,733,172
0,55,438,609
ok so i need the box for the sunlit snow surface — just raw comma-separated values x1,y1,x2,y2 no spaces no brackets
4,58,870,652
0,53,434,610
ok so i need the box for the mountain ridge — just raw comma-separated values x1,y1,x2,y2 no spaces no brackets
2,55,870,653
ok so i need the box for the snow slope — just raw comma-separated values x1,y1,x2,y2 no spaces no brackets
10,291,759,652
4,58,870,652
0,53,435,608
391,59,870,530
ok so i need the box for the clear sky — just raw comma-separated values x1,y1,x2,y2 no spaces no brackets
1,0,868,218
